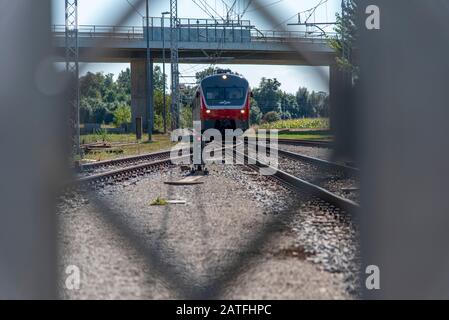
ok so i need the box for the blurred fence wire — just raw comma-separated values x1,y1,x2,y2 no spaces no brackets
0,0,66,299
0,0,350,300
2,0,449,299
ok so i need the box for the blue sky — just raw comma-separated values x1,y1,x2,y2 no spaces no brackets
52,0,340,93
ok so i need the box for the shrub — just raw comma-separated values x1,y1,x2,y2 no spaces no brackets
262,111,281,123
259,118,329,130
113,104,131,128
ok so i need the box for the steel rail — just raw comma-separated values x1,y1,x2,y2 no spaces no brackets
276,147,358,176
74,157,175,186
75,141,230,185
79,149,172,172
233,148,359,214
248,141,357,175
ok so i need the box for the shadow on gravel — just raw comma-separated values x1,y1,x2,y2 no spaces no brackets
84,184,329,299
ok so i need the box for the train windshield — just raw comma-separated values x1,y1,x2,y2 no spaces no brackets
204,87,246,108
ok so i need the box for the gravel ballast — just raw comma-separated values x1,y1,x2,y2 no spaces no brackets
276,155,360,203
58,162,358,299
278,145,332,161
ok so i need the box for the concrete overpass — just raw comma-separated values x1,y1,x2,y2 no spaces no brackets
52,17,335,65
52,17,340,130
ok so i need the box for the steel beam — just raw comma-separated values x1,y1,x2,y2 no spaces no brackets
170,0,180,130
65,0,80,156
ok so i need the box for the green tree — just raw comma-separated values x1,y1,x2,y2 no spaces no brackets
153,65,166,92
153,90,172,132
113,104,131,127
296,87,313,117
79,72,117,124
195,66,217,83
117,68,131,95
309,91,329,118
280,92,298,119
194,67,240,83
80,72,104,99
250,98,262,125
80,96,110,124
328,0,358,79
180,106,193,129
252,78,282,114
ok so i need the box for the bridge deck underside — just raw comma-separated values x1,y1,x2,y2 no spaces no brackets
53,39,334,66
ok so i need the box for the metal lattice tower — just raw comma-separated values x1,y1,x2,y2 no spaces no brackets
65,0,80,156
340,0,351,70
170,0,180,130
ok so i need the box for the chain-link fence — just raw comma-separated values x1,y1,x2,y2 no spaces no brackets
2,0,449,299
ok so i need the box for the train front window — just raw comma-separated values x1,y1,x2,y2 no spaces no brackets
204,87,246,108
225,88,244,102
205,88,225,102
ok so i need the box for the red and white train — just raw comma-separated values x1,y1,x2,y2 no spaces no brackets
192,70,251,133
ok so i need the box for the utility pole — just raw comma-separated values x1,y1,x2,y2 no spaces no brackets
65,0,80,157
161,11,170,134
146,0,153,141
170,0,180,130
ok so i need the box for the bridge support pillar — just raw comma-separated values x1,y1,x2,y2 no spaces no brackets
329,64,355,160
131,58,153,133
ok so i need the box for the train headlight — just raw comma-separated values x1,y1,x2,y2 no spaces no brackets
241,110,246,114
222,75,228,80
206,109,211,114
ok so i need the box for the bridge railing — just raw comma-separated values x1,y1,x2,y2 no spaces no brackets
251,29,336,42
52,22,334,43
146,16,252,29
52,25,145,40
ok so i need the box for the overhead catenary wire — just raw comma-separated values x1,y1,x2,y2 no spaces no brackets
192,0,226,20
180,64,205,73
227,0,238,20
186,0,233,81
272,12,298,30
192,0,216,19
240,0,253,18
301,0,329,24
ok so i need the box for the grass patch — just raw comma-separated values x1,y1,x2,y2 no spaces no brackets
81,133,176,161
278,130,333,141
80,133,140,145
150,197,168,206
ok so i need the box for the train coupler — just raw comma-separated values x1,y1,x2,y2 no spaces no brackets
191,164,209,176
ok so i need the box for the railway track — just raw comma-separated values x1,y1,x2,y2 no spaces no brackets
74,142,221,186
276,147,359,176
74,157,176,186
79,149,173,173
247,141,353,174
74,140,358,214
77,138,330,175
275,148,359,205
231,144,359,214
246,141,359,204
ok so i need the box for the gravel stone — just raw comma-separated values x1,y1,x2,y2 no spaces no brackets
277,155,360,203
58,162,357,299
